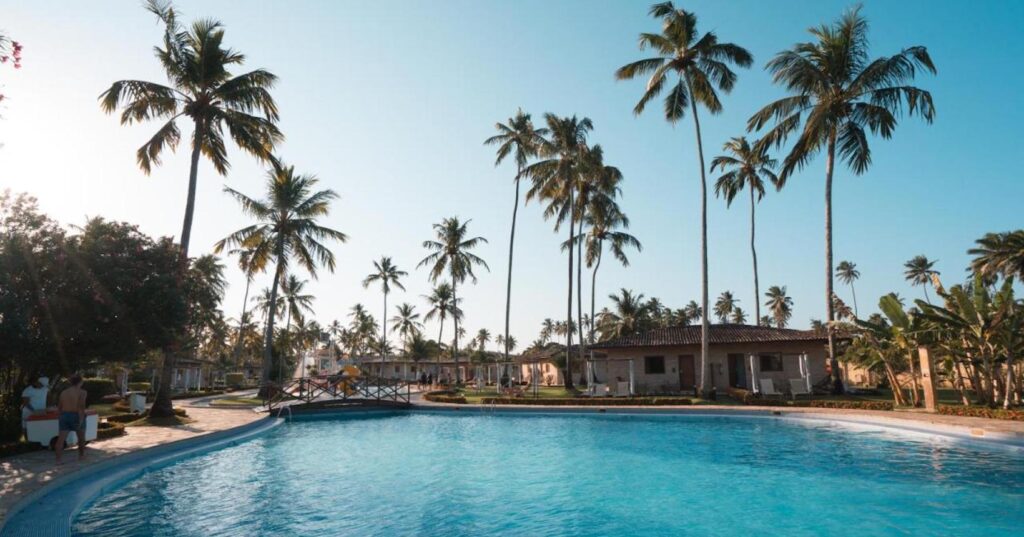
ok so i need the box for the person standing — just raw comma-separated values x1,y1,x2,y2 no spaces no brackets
20,375,49,440
56,375,88,465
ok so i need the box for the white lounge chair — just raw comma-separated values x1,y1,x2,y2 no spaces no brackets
614,381,631,397
789,379,812,400
759,378,783,398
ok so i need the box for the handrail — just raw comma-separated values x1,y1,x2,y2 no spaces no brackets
276,405,293,422
264,371,412,411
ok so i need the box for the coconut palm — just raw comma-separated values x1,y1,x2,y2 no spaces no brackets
100,1,281,261
683,301,702,325
836,260,861,317
281,274,315,328
598,289,653,341
253,286,284,322
714,291,738,323
579,199,641,350
968,230,1024,282
525,114,593,390
539,318,555,344
475,328,492,352
731,307,748,324
904,255,938,303
363,256,407,364
423,282,461,355
228,247,260,362
616,2,752,395
214,161,347,391
764,285,793,328
418,218,488,385
749,6,936,392
390,303,423,347
485,109,548,366
711,137,778,325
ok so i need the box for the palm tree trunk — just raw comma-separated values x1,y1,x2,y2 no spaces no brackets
686,80,710,397
850,281,859,319
452,279,461,385
590,246,603,365
824,130,844,394
436,314,444,384
577,223,585,384
750,187,760,325
261,245,285,396
504,168,522,366
233,277,252,364
382,290,388,365
1005,351,1015,410
564,186,576,391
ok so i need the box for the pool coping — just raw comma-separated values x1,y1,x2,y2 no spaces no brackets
2,404,1020,536
0,416,282,537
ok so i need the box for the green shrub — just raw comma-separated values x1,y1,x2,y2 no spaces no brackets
424,391,467,404
128,382,151,393
0,440,45,458
937,405,1024,421
96,421,126,440
480,397,693,406
81,378,117,406
225,373,245,388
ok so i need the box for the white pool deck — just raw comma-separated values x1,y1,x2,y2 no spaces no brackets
1,394,1022,531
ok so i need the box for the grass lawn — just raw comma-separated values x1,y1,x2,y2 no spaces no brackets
209,396,264,407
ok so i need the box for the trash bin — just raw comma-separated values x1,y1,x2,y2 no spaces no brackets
129,392,147,414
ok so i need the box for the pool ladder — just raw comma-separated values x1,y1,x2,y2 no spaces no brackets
276,405,293,422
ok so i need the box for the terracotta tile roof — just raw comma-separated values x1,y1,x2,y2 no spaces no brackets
590,324,828,349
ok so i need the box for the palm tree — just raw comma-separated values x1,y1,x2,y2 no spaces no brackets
714,291,738,323
327,319,343,364
526,114,593,390
617,2,752,396
580,200,641,351
215,161,347,392
390,303,423,348
598,289,653,341
764,285,793,329
485,109,548,367
228,247,260,363
253,286,284,322
475,328,492,352
539,318,555,344
418,218,488,385
281,275,315,328
748,6,936,392
731,307,748,324
969,230,1024,282
363,256,407,364
711,137,778,325
682,301,703,325
423,282,461,377
904,255,938,303
100,1,281,260
836,260,861,317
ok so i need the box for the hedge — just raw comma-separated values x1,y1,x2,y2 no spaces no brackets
225,373,246,388
96,421,126,440
105,407,188,424
82,378,118,406
128,382,151,393
725,387,894,411
937,405,1024,421
479,397,694,406
0,441,45,459
424,392,467,404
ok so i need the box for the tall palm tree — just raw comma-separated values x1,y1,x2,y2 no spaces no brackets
714,291,738,323
598,289,653,340
100,1,281,260
281,274,315,328
419,218,487,384
423,282,461,378
969,230,1024,282
363,256,407,364
748,6,936,392
228,247,260,362
617,2,752,396
485,109,548,367
711,137,778,325
904,255,938,303
683,300,702,325
214,161,347,391
253,286,284,322
390,303,423,347
475,328,492,352
836,260,861,317
764,285,793,328
327,319,343,364
539,318,555,344
526,114,593,390
731,307,748,324
579,199,641,352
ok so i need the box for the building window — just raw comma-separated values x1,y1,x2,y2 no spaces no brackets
394,366,400,373
760,354,784,372
644,356,666,375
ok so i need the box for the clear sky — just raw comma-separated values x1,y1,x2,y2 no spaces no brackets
2,0,1022,348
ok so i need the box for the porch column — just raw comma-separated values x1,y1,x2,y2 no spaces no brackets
749,354,760,394
918,346,938,412
628,359,635,396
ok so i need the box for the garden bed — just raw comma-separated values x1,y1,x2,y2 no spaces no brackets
480,397,694,406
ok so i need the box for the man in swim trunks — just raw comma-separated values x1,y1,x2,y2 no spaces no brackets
56,374,87,465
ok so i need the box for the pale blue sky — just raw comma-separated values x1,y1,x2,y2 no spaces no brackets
1,0,1022,347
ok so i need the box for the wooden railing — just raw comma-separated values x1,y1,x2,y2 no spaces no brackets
264,373,411,411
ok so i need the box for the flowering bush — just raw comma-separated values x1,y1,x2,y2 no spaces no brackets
937,405,1024,421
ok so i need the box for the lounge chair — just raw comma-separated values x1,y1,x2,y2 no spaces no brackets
759,379,784,399
614,381,631,397
789,379,812,400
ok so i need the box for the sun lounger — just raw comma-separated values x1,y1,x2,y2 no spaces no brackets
789,379,812,400
759,378,783,398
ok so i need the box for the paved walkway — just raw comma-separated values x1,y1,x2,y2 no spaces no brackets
0,399,262,527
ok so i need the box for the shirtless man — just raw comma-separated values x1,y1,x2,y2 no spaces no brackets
56,375,87,465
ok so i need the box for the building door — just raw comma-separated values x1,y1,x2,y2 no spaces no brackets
727,354,746,388
677,355,695,392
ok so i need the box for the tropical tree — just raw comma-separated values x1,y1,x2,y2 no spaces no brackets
731,307,748,324
475,328,492,352
764,285,793,328
749,5,936,392
253,286,284,322
617,2,752,395
215,161,347,392
711,137,778,324
363,256,407,364
485,109,548,367
682,300,702,325
280,275,315,328
346,304,377,358
836,260,861,317
423,282,461,377
539,318,555,344
580,200,641,348
227,247,260,364
714,291,738,323
525,114,593,390
845,293,920,406
969,230,1024,282
597,289,654,341
390,303,423,348
904,255,938,303
418,218,488,385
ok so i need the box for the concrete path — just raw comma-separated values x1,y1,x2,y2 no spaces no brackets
0,397,262,527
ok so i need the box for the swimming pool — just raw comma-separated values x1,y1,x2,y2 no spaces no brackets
70,411,1022,536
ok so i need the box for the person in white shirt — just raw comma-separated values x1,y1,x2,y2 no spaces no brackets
21,375,49,439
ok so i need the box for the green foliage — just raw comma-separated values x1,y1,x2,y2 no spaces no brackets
82,378,118,405
225,373,245,388
128,382,152,393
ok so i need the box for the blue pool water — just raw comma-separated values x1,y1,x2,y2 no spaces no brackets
73,412,1023,536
